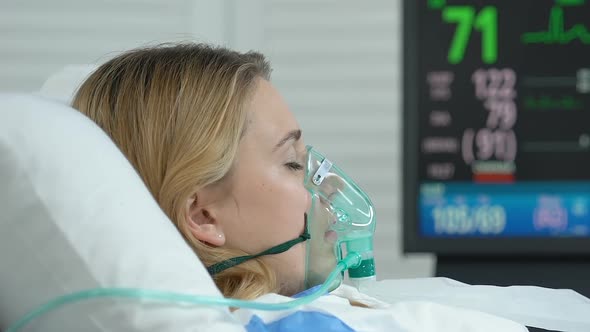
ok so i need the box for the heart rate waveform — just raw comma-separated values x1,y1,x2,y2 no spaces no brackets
522,5,590,44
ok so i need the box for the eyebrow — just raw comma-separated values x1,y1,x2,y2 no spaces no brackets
274,129,302,151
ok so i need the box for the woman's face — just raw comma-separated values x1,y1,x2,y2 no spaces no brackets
188,78,311,295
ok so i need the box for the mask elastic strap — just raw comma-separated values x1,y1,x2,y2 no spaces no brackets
207,229,310,276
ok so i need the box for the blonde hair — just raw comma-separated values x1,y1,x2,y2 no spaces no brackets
72,43,277,299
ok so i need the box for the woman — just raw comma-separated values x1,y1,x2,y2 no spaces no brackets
73,43,310,300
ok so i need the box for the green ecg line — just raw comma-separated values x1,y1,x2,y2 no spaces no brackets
522,6,590,44
556,0,585,6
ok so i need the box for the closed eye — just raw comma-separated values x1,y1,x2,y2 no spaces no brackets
285,161,303,171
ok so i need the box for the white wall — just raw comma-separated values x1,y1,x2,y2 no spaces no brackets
0,0,434,280
0,0,225,91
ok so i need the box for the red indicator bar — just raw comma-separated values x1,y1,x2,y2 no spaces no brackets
473,173,515,183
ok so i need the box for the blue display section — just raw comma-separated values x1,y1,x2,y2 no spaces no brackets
420,182,590,237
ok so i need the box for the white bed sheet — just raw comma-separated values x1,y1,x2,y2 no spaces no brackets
354,278,590,332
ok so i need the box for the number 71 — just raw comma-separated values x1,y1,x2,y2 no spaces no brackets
443,6,498,64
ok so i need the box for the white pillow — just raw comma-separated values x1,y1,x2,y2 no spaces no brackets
37,64,97,105
0,93,243,331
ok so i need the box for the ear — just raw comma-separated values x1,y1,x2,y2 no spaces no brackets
185,194,225,247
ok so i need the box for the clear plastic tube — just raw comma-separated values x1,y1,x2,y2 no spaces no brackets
6,252,362,332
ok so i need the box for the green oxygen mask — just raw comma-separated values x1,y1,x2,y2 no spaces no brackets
303,146,377,290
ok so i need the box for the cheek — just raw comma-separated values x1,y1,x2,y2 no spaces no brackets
264,174,308,235
263,177,308,230
230,172,308,251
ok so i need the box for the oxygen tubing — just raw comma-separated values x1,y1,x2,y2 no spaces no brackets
7,252,363,332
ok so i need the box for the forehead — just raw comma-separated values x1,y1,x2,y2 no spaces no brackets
244,79,299,144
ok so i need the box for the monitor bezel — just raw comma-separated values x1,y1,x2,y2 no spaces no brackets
401,0,590,255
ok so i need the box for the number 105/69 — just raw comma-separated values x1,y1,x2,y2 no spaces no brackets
431,205,507,235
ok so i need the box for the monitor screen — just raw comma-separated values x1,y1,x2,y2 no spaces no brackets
403,0,590,254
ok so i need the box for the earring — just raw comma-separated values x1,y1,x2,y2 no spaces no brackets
217,234,223,238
